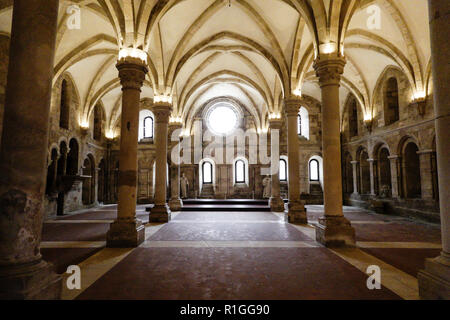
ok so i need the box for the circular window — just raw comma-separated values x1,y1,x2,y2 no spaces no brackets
206,103,239,135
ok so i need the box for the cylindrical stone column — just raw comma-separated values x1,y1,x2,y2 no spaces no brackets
106,56,148,248
284,98,307,223
0,0,61,299
351,161,359,195
388,155,400,199
269,119,285,212
313,57,355,247
150,103,172,222
168,123,183,211
368,159,377,196
418,0,450,299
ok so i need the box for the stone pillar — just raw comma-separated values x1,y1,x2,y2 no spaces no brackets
368,159,377,196
168,123,183,211
418,0,450,299
106,56,148,248
388,155,400,198
418,150,434,200
0,0,61,299
150,103,172,222
313,57,355,247
351,161,359,195
269,119,285,212
284,98,307,223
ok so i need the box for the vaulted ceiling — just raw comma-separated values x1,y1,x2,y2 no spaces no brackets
0,0,432,134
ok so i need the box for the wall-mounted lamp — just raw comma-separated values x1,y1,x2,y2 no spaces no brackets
105,130,115,141
411,91,427,117
169,116,182,124
364,114,373,133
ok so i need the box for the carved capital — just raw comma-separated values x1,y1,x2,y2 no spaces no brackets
313,57,346,87
269,119,283,130
153,103,173,124
116,58,148,91
284,97,302,117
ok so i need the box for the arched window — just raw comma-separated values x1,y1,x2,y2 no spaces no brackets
235,160,245,183
279,159,287,181
384,77,400,125
139,110,154,141
60,79,70,129
309,159,320,181
298,107,310,139
143,116,154,139
66,138,79,176
202,161,213,184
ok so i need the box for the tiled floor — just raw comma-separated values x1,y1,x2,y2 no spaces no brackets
40,203,442,300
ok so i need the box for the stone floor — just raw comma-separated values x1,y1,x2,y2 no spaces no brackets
41,203,442,300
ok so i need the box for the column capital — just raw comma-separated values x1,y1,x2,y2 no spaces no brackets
116,58,148,90
268,119,283,130
284,97,302,116
153,103,173,123
367,158,376,163
388,155,400,160
417,149,435,155
313,57,346,87
350,160,358,165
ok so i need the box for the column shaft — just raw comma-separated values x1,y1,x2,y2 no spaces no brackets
269,120,285,212
169,123,183,211
388,156,400,198
150,104,172,222
351,161,359,195
418,0,450,299
418,151,434,200
313,57,355,247
368,159,377,196
284,99,307,223
106,57,147,248
0,0,61,299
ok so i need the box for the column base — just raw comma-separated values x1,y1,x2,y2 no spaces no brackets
315,215,355,247
106,218,145,248
149,204,172,222
0,259,62,300
418,252,450,299
287,200,307,224
269,196,285,212
168,198,183,211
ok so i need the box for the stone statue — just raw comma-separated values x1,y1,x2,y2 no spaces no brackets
180,173,189,199
262,175,271,198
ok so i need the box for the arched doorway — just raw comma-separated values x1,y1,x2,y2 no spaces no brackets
343,153,353,194
402,142,421,198
359,150,371,194
377,147,392,197
98,159,106,203
82,155,96,205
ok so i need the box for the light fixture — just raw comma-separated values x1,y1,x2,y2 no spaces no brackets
170,116,182,124
80,120,89,130
105,130,115,140
411,90,427,117
269,113,281,120
412,90,426,102
363,113,373,132
118,47,147,64
154,95,173,104
319,42,337,55
293,89,302,97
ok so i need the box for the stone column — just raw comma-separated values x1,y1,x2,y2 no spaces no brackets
351,161,359,195
168,123,183,211
269,119,285,212
106,56,148,248
0,0,61,299
388,155,400,198
419,0,450,299
150,102,173,222
368,159,377,196
284,98,307,223
313,57,355,247
417,150,434,200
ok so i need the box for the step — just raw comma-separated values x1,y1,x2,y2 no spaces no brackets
181,204,271,212
182,199,269,205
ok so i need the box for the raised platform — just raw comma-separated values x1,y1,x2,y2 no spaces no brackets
146,199,272,212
